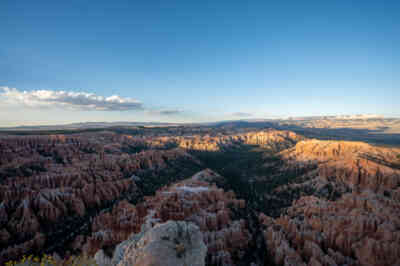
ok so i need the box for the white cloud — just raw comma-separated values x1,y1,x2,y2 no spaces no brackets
0,87,143,111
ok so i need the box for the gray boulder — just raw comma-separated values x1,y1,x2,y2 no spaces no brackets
118,221,206,266
95,220,206,266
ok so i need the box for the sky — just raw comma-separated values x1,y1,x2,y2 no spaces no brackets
0,0,399,126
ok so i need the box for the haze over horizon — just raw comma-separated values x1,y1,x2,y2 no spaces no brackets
1,0,399,126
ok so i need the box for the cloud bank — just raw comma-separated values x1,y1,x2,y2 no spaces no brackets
158,110,183,115
232,112,253,117
0,87,143,111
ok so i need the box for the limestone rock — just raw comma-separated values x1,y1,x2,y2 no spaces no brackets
96,221,207,266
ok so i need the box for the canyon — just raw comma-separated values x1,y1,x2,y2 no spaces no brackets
0,125,399,265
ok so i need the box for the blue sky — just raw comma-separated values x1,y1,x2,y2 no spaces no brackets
0,0,399,125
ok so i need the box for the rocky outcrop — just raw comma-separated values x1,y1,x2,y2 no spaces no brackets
140,174,250,265
96,221,207,266
84,169,225,256
85,170,250,266
259,190,400,266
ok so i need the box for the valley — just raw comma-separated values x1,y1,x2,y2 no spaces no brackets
0,122,399,265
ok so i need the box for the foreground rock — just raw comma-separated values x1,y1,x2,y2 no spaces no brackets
95,221,206,266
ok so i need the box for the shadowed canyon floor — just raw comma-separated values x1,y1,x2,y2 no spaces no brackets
0,126,399,265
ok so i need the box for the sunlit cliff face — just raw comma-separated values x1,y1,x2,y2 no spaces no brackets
171,130,302,151
279,140,400,195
